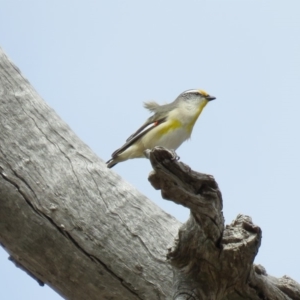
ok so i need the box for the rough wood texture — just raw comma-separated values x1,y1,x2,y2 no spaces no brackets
148,147,300,300
1,46,300,300
0,47,179,299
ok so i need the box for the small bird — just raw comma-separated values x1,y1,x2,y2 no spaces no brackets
106,89,216,168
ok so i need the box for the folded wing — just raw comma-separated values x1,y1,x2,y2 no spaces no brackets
111,116,167,158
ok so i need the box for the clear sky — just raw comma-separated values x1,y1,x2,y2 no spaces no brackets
1,1,300,299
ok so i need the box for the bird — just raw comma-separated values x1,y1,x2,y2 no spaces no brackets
106,89,216,168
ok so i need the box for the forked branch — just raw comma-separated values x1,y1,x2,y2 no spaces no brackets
148,147,300,300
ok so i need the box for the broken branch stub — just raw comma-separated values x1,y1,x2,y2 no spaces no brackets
147,147,299,299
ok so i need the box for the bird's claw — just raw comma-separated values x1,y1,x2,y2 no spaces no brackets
144,148,180,162
169,149,180,161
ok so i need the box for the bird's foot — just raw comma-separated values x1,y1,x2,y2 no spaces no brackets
144,148,180,162
169,149,180,161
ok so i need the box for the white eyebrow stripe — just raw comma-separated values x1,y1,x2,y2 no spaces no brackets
184,89,199,94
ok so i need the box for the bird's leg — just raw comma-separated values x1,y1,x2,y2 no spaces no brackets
144,148,180,162
169,149,180,161
144,149,151,159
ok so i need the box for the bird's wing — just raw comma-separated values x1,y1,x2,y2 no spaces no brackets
111,116,167,158
125,101,175,143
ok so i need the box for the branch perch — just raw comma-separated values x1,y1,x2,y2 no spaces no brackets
1,46,299,300
0,46,179,300
148,147,300,300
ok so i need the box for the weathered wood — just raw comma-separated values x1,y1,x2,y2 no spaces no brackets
148,147,300,300
0,47,179,300
1,46,299,300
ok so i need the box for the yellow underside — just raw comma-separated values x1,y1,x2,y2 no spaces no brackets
157,119,182,135
113,99,208,164
186,100,208,133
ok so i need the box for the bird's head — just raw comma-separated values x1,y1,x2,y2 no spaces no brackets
178,89,216,108
174,89,216,130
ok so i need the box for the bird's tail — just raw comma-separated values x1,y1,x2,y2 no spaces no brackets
106,158,118,168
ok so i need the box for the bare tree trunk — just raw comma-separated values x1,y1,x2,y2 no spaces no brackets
1,47,299,300
0,47,177,299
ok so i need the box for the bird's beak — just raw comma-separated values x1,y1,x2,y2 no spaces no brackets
207,95,216,101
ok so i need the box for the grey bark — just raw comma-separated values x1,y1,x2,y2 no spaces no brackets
0,47,299,300
0,47,178,299
148,148,300,299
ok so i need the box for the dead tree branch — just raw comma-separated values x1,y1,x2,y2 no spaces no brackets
1,45,299,300
148,147,300,300
0,47,178,300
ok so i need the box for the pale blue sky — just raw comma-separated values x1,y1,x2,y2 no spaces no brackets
1,1,300,299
